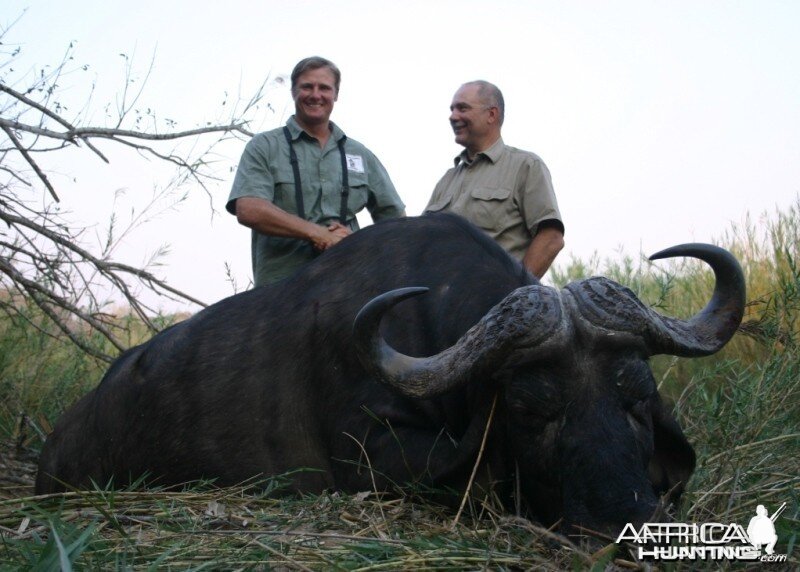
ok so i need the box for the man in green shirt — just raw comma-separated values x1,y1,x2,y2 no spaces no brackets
227,56,405,286
425,81,564,278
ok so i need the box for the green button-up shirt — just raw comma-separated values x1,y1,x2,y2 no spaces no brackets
227,117,405,286
425,138,563,262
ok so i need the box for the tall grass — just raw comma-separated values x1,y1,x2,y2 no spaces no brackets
0,308,180,443
0,202,798,569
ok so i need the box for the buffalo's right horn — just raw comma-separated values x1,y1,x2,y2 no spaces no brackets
353,285,562,398
565,243,745,357
645,243,746,356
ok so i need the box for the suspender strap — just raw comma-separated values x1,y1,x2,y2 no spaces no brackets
282,126,305,220
282,126,350,225
337,136,350,225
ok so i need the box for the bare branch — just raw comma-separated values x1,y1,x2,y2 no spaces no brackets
115,48,156,129
0,82,73,128
0,164,31,185
0,84,110,163
0,35,277,362
0,208,207,308
1,123,60,201
0,116,249,143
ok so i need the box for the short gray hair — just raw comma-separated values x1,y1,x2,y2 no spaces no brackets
291,56,341,96
463,80,505,125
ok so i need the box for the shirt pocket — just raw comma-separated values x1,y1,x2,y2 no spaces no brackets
273,167,301,215
324,171,369,222
469,186,514,230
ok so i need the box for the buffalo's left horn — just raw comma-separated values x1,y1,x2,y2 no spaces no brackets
645,243,745,356
353,285,562,398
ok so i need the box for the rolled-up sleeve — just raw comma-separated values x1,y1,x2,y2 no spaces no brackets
365,153,405,221
226,135,276,215
518,157,562,235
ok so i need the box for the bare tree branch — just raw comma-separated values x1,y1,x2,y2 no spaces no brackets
1,124,60,201
0,117,250,144
0,27,277,362
0,75,109,162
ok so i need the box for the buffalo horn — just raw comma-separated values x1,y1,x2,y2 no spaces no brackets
645,243,746,356
563,243,745,357
353,285,562,398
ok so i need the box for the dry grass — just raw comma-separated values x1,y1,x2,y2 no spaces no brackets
0,474,603,570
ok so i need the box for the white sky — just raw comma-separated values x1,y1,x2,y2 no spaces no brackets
3,1,799,311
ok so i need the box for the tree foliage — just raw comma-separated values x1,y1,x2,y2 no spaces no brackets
0,24,270,362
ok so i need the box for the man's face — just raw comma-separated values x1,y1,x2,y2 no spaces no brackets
293,67,338,128
449,84,495,153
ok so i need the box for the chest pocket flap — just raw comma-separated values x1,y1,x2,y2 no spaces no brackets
468,186,515,231
347,171,369,188
471,187,512,201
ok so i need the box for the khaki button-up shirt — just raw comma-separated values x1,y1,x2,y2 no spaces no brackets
425,138,562,261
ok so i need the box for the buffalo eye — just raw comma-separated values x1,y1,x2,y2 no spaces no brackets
627,399,653,431
505,371,562,424
613,359,656,407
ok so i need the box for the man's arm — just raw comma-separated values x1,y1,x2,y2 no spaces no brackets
522,225,564,278
235,196,349,252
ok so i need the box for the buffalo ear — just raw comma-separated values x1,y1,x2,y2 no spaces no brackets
647,395,696,500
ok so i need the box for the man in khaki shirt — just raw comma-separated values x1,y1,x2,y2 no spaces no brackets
425,81,564,278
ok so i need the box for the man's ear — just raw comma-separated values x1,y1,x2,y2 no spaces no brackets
648,394,697,500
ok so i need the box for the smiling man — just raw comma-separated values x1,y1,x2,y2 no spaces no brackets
227,56,405,286
425,81,564,278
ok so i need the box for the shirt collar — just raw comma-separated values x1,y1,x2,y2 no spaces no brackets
453,137,506,167
286,116,346,143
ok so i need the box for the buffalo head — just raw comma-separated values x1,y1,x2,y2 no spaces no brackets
353,243,745,533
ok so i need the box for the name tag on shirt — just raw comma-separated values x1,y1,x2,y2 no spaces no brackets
345,154,365,173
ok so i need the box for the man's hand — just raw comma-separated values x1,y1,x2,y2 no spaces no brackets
235,197,352,252
327,221,352,238
309,221,352,251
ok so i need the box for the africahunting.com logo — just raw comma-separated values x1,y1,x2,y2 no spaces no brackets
616,502,789,563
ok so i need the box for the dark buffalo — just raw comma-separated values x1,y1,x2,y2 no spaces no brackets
36,213,745,533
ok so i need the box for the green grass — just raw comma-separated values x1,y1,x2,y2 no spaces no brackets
0,202,798,569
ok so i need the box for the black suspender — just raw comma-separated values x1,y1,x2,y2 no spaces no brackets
337,137,350,226
282,126,350,225
282,126,306,220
